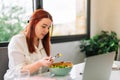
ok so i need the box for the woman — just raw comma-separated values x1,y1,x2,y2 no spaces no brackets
4,9,54,80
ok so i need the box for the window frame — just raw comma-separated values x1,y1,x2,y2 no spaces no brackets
0,0,90,47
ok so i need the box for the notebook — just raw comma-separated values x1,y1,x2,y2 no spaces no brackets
82,52,115,80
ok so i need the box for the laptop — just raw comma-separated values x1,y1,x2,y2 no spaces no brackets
82,52,115,80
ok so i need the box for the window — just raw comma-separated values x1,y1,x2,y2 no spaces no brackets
41,0,90,43
0,0,33,46
0,0,90,46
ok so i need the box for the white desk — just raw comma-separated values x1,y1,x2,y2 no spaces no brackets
110,61,120,80
40,61,120,80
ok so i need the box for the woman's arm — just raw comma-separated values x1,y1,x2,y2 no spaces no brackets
8,35,53,74
21,56,53,74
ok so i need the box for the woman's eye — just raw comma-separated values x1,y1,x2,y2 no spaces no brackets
41,25,50,30
42,25,46,28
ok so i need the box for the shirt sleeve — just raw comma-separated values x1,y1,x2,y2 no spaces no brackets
8,35,27,69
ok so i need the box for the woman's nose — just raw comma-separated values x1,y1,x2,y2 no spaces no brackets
44,28,49,33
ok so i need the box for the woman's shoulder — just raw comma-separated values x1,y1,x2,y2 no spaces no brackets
8,33,27,50
13,33,25,39
9,33,26,45
11,33,26,41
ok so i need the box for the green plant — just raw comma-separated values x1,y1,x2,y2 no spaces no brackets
79,31,120,58
0,5,26,42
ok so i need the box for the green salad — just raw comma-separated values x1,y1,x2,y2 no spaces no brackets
50,61,73,68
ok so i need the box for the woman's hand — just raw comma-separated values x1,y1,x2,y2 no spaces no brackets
39,56,54,67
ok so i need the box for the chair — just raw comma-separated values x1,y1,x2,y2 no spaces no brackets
0,47,8,80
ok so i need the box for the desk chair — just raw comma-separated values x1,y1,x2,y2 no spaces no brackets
0,47,8,80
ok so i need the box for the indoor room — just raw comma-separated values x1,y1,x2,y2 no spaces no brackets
0,0,120,80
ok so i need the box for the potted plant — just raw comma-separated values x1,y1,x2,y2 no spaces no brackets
79,30,120,59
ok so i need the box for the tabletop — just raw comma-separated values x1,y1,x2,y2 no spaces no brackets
37,61,120,80
22,61,120,80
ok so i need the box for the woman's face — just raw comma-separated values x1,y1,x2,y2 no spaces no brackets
35,18,52,39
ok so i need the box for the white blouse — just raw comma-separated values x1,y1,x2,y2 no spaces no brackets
4,33,48,80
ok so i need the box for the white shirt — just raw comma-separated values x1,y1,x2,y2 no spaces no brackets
4,33,48,80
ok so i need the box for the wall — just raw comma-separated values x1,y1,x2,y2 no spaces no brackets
91,0,120,38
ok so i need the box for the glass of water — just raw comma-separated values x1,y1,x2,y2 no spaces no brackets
15,70,30,80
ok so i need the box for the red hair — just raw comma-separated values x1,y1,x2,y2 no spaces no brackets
25,9,53,56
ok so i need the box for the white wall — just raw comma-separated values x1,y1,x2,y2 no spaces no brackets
91,0,120,38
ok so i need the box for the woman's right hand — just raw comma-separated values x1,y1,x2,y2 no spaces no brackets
21,57,54,74
39,56,54,67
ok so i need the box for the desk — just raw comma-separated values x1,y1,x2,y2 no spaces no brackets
110,61,120,80
39,61,120,80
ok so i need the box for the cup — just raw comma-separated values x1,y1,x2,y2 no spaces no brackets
14,70,30,80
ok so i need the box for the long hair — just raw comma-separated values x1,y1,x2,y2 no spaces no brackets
25,9,53,56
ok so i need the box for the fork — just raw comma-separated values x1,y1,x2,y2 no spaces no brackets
52,53,62,60
48,53,62,61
